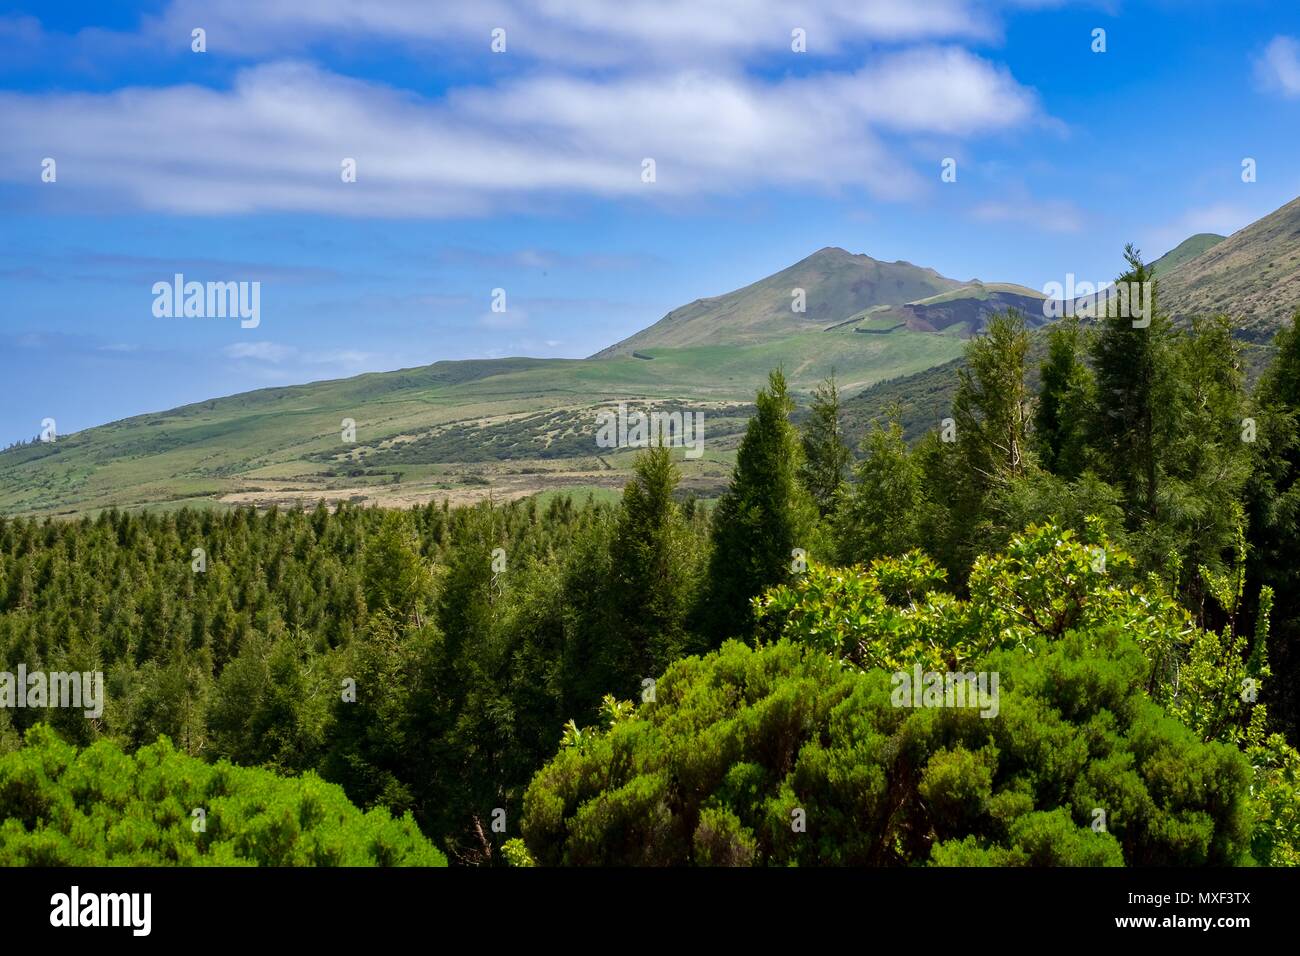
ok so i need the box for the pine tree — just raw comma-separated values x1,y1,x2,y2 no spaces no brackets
609,445,697,685
1245,310,1300,741
1034,316,1094,478
954,309,1032,486
799,374,852,517
1155,313,1251,598
1088,245,1172,519
833,411,920,565
921,310,1032,578
702,369,816,640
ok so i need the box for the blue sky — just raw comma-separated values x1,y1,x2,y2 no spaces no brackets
3,0,1300,446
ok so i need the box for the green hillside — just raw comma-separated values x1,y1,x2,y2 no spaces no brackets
594,246,965,355
1160,198,1300,338
844,200,1300,446
909,280,1045,305
841,323,1281,455
9,192,1300,520
1150,232,1225,275
0,325,964,517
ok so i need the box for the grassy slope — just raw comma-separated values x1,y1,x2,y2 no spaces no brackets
909,281,1045,306
17,198,1297,518
844,205,1299,449
594,247,965,356
1160,198,1300,339
0,326,963,516
1150,233,1225,276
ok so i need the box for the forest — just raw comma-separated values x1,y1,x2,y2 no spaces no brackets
1,251,1298,866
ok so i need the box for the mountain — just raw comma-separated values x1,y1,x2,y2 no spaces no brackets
1160,197,1300,338
14,190,1298,520
1150,233,1225,275
3,248,1011,516
0,330,967,517
594,247,965,356
2,243,1049,516
830,281,1048,338
843,200,1300,444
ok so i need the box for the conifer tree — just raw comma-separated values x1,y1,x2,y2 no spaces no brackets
362,511,433,624
1155,313,1251,596
609,444,697,684
799,374,852,517
921,310,1032,578
1088,245,1171,519
833,411,919,565
1034,316,1094,479
702,369,816,640
1245,310,1300,740
954,309,1032,486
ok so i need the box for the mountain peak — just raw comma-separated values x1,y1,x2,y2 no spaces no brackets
593,247,966,356
1150,233,1226,276
803,245,871,264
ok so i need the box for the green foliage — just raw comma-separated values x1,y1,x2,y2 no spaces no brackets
501,837,536,867
1089,245,1171,519
986,469,1128,551
1245,310,1300,741
0,495,671,864
955,309,1032,486
608,446,702,687
758,520,1300,867
4,321,1299,871
1142,314,1253,597
920,309,1032,579
0,724,445,866
1247,734,1300,867
704,369,817,640
758,522,1190,677
207,628,335,774
520,633,1252,866
833,411,920,565
1033,317,1095,479
1166,535,1272,747
755,553,963,671
362,511,435,623
799,375,852,517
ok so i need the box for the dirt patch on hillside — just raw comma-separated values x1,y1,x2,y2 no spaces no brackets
217,471,727,511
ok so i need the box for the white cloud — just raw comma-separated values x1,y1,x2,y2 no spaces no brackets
1256,36,1300,98
0,53,1043,216
836,47,1038,134
147,0,999,65
969,196,1083,233
220,342,386,389
223,341,297,362
222,341,381,365
308,349,375,365
479,309,529,330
